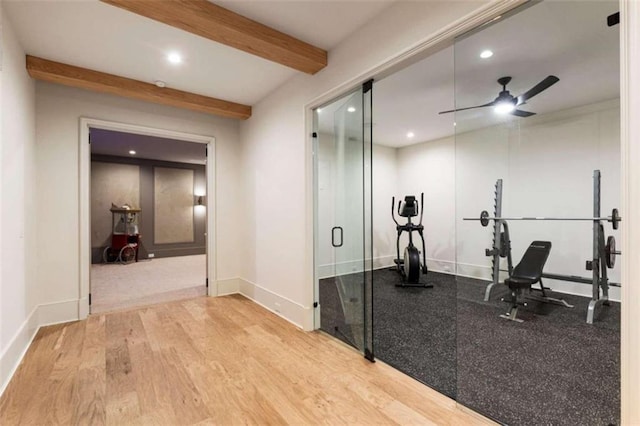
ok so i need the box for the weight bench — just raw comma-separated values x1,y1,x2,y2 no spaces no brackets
501,241,573,322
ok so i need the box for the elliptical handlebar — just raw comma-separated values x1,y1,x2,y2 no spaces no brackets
391,196,400,226
393,193,425,225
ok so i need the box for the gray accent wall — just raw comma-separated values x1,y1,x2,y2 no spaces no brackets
91,162,141,249
91,154,206,263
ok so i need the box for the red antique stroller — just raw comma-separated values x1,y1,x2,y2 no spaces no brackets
102,205,141,264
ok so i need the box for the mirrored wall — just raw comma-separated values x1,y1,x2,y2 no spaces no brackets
314,1,620,424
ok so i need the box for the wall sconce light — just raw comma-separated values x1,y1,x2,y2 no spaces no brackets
194,188,206,211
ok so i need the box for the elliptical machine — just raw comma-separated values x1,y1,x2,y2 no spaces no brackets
391,193,432,288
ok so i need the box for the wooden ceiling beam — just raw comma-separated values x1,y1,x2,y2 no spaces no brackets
100,0,327,74
26,55,251,120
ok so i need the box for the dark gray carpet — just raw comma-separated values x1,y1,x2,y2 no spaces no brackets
371,269,457,399
319,269,620,426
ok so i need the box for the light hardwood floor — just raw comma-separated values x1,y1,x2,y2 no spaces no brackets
0,295,495,425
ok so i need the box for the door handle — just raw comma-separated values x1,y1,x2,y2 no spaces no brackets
331,226,343,247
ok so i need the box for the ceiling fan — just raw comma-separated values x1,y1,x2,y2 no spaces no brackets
439,75,560,117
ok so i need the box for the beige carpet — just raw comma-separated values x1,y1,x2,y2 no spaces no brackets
91,254,206,313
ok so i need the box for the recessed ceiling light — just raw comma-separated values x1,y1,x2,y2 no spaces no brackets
407,131,415,139
129,150,136,155
167,52,182,64
347,106,356,113
480,50,493,59
154,80,166,88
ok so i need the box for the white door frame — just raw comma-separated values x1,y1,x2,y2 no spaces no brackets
619,0,639,422
78,117,217,318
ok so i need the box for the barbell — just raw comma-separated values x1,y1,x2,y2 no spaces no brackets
465,208,621,230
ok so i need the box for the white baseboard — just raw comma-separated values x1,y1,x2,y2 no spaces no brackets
321,255,458,278
323,256,489,280
318,255,397,279
236,278,314,331
452,262,492,281
0,306,39,397
425,258,456,275
372,255,396,272
216,277,241,296
79,297,89,319
38,299,80,326
0,298,85,398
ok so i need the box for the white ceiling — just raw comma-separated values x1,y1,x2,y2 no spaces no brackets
4,0,394,106
373,0,620,148
217,0,393,50
373,47,454,147
5,0,620,146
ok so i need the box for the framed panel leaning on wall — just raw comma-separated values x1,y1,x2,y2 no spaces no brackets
154,167,195,244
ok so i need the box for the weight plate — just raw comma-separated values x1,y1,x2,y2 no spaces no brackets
499,232,508,258
480,210,490,227
611,208,620,230
606,235,616,269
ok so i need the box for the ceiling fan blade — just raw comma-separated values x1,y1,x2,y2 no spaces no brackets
517,75,559,104
510,109,536,117
439,102,495,114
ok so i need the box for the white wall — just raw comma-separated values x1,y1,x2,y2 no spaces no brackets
318,135,458,279
396,136,456,273
316,133,334,277
0,8,38,394
34,82,242,318
239,1,489,328
372,144,398,267
316,137,397,278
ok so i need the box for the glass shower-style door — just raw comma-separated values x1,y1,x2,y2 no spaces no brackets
314,84,373,358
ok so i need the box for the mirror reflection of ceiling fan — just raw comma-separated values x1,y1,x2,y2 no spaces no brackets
439,75,560,117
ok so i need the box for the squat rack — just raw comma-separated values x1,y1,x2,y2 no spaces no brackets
464,170,621,324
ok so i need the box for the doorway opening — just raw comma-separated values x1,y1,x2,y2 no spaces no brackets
79,118,216,315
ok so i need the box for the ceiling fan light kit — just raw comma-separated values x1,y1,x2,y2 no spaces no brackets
439,75,560,118
494,101,515,114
